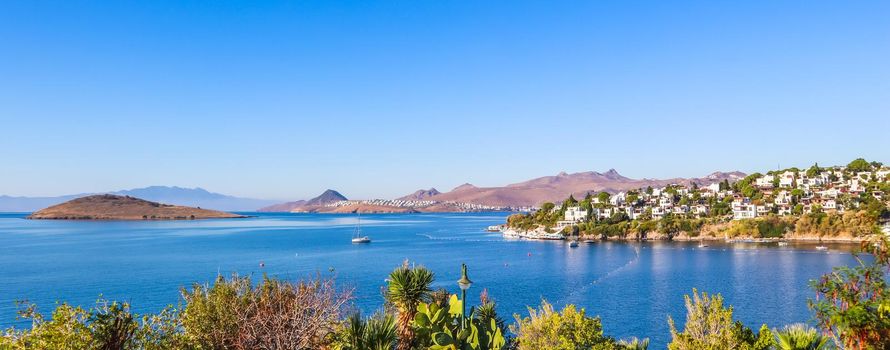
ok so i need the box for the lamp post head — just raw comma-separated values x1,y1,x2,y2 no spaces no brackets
457,263,473,291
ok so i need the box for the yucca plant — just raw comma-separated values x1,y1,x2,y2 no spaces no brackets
618,337,650,350
385,261,434,350
774,324,831,350
333,313,397,350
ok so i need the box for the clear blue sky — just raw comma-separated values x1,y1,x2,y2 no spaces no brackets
1,1,888,200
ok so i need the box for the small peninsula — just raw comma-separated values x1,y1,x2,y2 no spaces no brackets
27,194,245,220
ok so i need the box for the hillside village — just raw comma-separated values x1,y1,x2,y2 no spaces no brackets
505,158,890,241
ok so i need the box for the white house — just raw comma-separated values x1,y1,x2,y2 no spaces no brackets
755,175,775,188
780,171,795,188
564,206,587,223
610,192,626,206
732,198,757,220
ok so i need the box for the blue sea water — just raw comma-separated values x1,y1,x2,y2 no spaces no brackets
0,212,859,347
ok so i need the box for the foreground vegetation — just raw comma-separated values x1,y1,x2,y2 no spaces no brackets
3,236,889,349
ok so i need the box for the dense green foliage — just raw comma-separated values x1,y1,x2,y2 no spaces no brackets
332,313,398,350
386,262,435,350
509,300,621,349
668,289,773,350
772,324,830,350
810,236,890,349
412,294,506,350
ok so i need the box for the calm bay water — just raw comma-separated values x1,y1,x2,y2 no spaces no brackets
0,212,858,347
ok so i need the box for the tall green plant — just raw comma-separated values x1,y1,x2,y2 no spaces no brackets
773,324,830,350
510,300,618,349
385,261,434,350
413,294,505,350
809,236,890,349
667,289,773,350
332,312,397,350
617,337,650,350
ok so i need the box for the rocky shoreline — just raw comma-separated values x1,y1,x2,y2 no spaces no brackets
502,227,873,244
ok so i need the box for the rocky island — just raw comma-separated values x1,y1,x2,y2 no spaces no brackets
27,194,246,220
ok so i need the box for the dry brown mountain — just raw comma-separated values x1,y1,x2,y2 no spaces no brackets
258,190,348,212
422,169,745,207
396,188,441,201
27,194,245,220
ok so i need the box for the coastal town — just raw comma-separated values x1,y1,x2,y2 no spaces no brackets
503,159,890,241
324,198,533,212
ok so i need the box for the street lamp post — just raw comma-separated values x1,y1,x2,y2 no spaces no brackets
457,263,473,330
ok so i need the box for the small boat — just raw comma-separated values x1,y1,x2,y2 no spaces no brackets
351,214,371,244
815,246,828,251
486,225,503,232
582,239,596,244
569,240,579,248
778,241,789,246
697,243,708,248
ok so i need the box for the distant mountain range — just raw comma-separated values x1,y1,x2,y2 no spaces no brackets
1,169,746,213
256,169,746,212
0,186,278,212
401,169,746,207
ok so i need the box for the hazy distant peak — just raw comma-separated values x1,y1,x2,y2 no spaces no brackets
704,171,745,180
452,183,477,192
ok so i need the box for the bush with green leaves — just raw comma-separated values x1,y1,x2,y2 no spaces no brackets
331,312,398,350
773,324,831,350
413,294,506,350
810,236,890,349
668,289,774,350
180,274,352,349
509,300,622,350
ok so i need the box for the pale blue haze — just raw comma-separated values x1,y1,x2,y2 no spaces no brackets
0,213,860,347
1,1,888,200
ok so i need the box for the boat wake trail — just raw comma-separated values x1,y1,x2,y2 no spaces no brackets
416,233,501,242
557,245,641,304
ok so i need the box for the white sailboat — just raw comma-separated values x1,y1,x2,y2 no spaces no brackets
351,213,371,244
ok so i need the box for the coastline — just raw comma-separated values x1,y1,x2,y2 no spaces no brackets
501,227,875,244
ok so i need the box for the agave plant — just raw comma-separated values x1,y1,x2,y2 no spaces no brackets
333,312,396,350
363,313,397,350
774,324,831,350
385,261,434,350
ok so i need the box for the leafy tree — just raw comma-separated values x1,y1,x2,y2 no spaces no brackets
668,289,773,350
597,192,611,204
847,158,872,172
810,236,890,349
806,163,822,177
386,261,435,350
541,202,556,213
510,300,619,349
564,195,578,207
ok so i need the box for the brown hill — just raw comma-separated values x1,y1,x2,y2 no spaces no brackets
396,188,441,201
424,169,745,207
27,194,245,220
258,189,347,212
